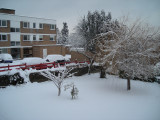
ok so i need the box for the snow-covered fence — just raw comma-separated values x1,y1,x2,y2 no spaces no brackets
0,61,90,72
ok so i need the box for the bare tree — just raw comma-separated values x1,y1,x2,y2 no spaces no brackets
40,68,74,96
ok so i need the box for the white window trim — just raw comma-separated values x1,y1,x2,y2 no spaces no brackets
23,22,30,28
33,23,36,29
39,35,43,41
0,34,8,41
0,20,8,27
11,41,21,46
0,48,8,54
33,35,36,41
23,35,30,41
50,35,55,41
50,24,55,30
11,27,20,32
39,23,43,29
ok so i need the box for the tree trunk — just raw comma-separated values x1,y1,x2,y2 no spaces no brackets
58,87,61,96
88,59,94,75
127,78,131,90
100,67,106,78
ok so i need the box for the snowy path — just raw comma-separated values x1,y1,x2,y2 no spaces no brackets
0,73,160,120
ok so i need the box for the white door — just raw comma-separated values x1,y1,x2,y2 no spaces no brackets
43,49,47,58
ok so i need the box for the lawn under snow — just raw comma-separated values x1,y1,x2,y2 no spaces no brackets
0,73,160,120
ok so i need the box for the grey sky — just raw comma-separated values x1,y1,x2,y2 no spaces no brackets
0,0,160,33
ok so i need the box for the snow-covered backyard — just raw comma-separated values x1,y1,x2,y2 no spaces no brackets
0,73,160,120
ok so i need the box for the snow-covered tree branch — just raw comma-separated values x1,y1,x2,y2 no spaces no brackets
40,67,74,96
96,17,160,90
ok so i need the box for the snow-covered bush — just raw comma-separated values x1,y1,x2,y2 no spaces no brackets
71,85,79,99
0,72,24,86
40,67,74,96
154,62,160,76
64,83,79,99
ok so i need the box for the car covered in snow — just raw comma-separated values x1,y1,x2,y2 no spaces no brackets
0,54,13,63
19,57,44,65
45,54,65,63
64,54,71,62
17,57,46,70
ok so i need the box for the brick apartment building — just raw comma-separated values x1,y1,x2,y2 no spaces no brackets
0,8,88,61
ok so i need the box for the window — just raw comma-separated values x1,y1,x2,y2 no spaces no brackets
2,35,7,40
16,28,20,32
0,48,8,54
23,22,30,28
39,35,43,40
11,28,15,32
33,23,36,28
0,20,7,27
0,34,7,41
11,41,20,46
50,24,55,30
33,35,36,40
10,28,20,32
50,35,54,41
23,35,30,41
39,23,43,29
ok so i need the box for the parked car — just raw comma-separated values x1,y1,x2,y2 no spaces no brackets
18,57,46,70
0,54,13,63
45,54,65,65
64,54,71,62
19,57,45,65
45,54,65,62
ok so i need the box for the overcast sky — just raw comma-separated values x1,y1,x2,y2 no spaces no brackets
1,0,160,33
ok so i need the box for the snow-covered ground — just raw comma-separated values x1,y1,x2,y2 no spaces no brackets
0,73,160,120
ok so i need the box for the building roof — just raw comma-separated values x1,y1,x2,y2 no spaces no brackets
0,12,56,24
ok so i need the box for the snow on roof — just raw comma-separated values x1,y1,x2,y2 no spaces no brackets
70,48,84,52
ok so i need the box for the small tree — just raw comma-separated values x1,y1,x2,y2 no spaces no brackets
56,28,62,44
61,22,69,45
40,68,74,96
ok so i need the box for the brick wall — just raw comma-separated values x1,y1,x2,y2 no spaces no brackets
32,45,64,58
20,22,56,34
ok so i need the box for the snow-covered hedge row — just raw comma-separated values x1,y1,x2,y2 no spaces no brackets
154,62,160,76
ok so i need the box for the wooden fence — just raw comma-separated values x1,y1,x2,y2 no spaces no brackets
0,61,90,72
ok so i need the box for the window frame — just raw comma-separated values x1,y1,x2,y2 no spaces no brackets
39,35,43,40
23,22,30,28
33,23,36,29
23,35,30,41
11,41,20,46
39,23,43,29
50,35,54,41
33,35,36,41
0,20,7,27
16,28,20,32
10,28,20,32
0,34,7,41
0,48,8,54
50,24,55,30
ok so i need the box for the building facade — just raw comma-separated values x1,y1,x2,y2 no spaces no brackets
0,8,59,59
